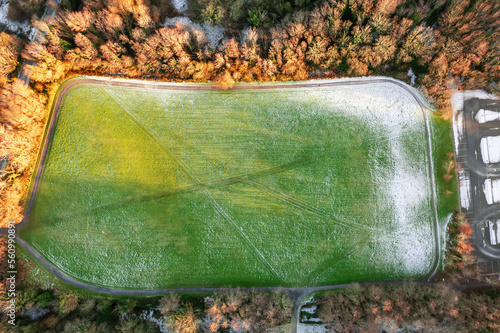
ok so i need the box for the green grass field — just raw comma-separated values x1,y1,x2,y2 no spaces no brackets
20,80,456,289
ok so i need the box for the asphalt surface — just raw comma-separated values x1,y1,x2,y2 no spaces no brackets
460,98,500,260
0,77,441,332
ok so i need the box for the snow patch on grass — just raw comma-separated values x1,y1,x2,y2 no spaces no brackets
27,77,438,288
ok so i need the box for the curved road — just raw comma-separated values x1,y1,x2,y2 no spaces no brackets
1,77,441,332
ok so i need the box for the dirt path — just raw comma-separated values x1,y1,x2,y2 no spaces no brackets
0,77,441,332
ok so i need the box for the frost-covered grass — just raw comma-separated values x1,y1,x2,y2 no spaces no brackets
21,81,449,289
16,246,62,290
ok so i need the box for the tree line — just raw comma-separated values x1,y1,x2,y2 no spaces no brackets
1,0,499,227
0,31,47,227
18,0,500,108
315,282,500,332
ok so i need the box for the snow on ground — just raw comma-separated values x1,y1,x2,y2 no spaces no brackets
451,90,500,212
0,0,33,35
171,0,188,13
23,307,51,321
489,220,500,246
458,169,471,210
476,109,500,123
451,90,499,113
452,111,464,157
138,310,167,332
163,16,226,47
291,82,432,275
407,68,416,85
123,309,168,333
302,306,317,314
298,323,329,333
480,136,500,164
483,178,500,205
74,76,436,284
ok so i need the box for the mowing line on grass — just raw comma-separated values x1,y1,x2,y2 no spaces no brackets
101,88,196,181
306,249,357,284
102,87,283,280
245,179,383,232
206,190,283,280
245,179,323,216
37,156,317,228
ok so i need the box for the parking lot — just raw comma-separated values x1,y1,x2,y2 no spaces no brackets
454,97,500,262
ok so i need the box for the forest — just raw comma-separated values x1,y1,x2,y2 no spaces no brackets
315,282,500,332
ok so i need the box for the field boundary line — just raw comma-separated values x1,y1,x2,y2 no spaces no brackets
0,77,441,333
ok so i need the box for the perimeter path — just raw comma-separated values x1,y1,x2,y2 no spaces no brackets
0,76,440,333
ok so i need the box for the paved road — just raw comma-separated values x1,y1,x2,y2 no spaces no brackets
0,77,441,332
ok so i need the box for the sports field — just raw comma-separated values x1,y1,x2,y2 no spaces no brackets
20,79,453,289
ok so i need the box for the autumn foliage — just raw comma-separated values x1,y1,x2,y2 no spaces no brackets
0,78,47,226
21,0,499,97
0,33,22,87
1,0,499,227
317,283,500,332
203,289,292,332
443,211,479,281
161,289,292,333
1,29,48,227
